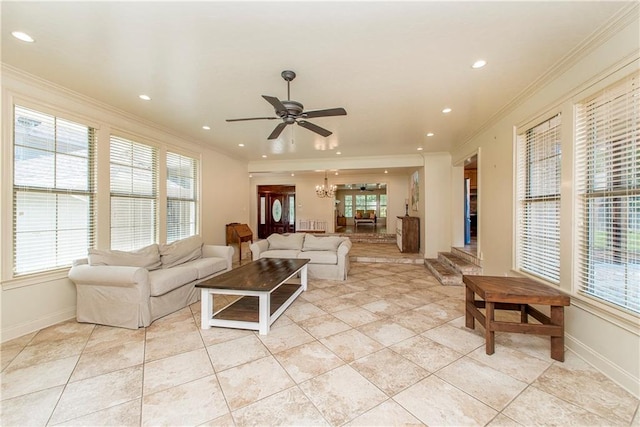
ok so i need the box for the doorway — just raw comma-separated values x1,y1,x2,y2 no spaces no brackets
257,185,296,239
463,155,478,254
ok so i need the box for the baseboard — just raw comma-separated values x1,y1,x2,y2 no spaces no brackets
1,308,76,343
565,333,639,399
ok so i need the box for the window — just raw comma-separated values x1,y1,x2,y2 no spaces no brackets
13,105,95,275
344,195,353,217
366,194,377,212
355,194,366,213
380,194,387,218
575,73,639,314
110,136,157,251
516,114,561,284
166,152,198,243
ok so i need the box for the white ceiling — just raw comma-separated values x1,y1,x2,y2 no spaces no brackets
1,1,632,168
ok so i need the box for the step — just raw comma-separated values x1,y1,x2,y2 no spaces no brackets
438,252,483,275
424,259,462,286
451,247,482,267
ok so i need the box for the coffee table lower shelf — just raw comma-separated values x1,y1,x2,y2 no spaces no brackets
214,284,301,322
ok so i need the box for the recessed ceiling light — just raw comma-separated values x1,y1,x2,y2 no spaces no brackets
426,132,434,137
384,170,388,174
336,151,341,155
249,174,253,178
442,108,452,114
12,31,34,43
139,94,151,101
262,155,267,158
472,59,487,69
238,143,245,147
202,125,210,130
417,147,424,151
291,173,295,177
335,172,339,175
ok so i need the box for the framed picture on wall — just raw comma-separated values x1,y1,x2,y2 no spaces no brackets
411,171,419,211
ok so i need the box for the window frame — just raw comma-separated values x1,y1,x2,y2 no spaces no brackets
11,104,97,277
166,151,199,243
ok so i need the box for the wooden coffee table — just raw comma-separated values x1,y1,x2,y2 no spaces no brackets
196,258,309,335
463,275,570,361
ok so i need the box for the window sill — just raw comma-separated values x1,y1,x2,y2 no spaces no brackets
2,268,71,291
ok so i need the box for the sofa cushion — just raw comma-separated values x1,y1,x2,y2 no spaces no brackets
267,233,305,250
88,244,161,270
297,251,338,265
160,235,203,268
181,257,227,279
148,266,198,296
302,234,344,252
261,249,300,259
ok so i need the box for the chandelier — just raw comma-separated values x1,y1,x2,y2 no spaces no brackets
316,172,336,198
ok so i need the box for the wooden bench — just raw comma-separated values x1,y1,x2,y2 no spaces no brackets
463,275,570,362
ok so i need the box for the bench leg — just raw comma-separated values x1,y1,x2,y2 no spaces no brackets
465,285,475,329
550,305,565,362
485,301,495,355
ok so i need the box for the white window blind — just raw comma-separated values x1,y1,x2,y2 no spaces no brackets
516,114,562,284
166,152,198,243
575,72,639,315
13,105,95,275
110,136,157,251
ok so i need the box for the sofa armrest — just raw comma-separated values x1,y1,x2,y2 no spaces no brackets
337,239,353,256
68,264,149,288
202,245,234,271
250,240,269,260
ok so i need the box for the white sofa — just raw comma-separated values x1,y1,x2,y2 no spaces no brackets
68,236,233,329
250,233,352,280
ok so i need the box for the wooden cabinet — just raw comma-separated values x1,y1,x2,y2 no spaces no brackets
336,216,347,227
396,216,419,253
464,169,477,189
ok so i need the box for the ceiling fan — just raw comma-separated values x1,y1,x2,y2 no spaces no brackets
226,70,347,140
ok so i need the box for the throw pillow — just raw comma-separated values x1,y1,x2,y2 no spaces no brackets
369,212,375,219
355,212,362,219
267,233,305,250
160,235,203,268
302,234,344,251
88,244,162,270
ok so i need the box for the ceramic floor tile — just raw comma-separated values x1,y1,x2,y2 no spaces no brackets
198,325,253,346
206,334,270,372
394,375,497,426
351,348,429,396
53,399,141,426
332,306,383,327
486,413,524,426
29,320,94,344
0,332,36,372
320,329,385,363
50,366,143,424
83,325,145,353
361,299,407,317
70,340,144,382
143,347,214,395
274,341,344,383
298,314,352,339
358,320,415,347
1,355,78,400
231,386,329,426
284,301,328,322
339,291,381,307
257,323,315,354
217,356,295,410
200,412,236,426
533,354,639,424
421,323,485,354
344,399,424,426
390,335,463,372
7,335,88,370
144,328,204,362
0,385,63,426
435,356,528,410
142,375,229,426
502,386,617,426
145,307,198,339
390,309,444,333
494,332,554,361
299,364,388,426
413,301,462,323
467,345,552,383
313,296,358,313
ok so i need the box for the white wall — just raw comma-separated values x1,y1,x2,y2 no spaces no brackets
450,12,640,396
422,154,453,258
1,67,249,341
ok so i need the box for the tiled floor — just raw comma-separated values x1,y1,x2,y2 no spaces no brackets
2,249,639,426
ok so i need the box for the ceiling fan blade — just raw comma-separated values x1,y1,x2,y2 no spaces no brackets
268,122,287,140
297,120,332,137
226,117,278,122
303,108,347,118
262,95,287,114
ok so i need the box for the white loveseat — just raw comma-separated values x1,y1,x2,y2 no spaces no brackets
250,233,352,280
68,236,233,329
